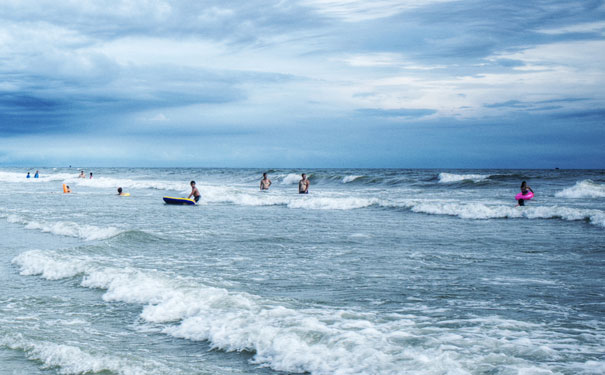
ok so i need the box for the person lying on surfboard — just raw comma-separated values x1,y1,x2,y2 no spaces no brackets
188,181,201,203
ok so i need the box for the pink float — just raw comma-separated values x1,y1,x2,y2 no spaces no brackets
515,191,534,200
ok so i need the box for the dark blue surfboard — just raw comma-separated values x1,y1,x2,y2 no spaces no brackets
163,196,196,205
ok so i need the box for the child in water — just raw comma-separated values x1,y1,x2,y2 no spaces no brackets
517,181,534,206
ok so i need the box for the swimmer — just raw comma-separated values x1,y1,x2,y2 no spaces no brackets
517,181,534,206
298,173,310,194
260,173,272,190
63,184,71,193
188,180,201,203
26,172,30,178
79,171,85,178
89,172,93,179
34,170,39,178
117,187,126,196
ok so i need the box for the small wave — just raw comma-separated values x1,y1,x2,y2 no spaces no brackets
342,175,363,183
13,250,88,280
438,173,491,184
68,177,186,192
201,186,382,210
114,229,166,243
556,180,605,199
0,334,153,375
6,215,123,241
409,201,605,227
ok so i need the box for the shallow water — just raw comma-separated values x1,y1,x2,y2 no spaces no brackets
1,168,604,374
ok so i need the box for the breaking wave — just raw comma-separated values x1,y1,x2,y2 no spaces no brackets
0,335,156,375
438,173,491,183
5,215,123,241
556,180,605,199
14,250,602,375
342,175,363,183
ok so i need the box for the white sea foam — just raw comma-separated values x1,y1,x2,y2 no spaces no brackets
14,250,596,375
409,201,605,227
201,186,382,210
438,172,491,183
69,177,187,192
556,179,605,198
0,171,74,183
0,335,153,375
6,215,123,240
342,175,362,183
12,250,88,280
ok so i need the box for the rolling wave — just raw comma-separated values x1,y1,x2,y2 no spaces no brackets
5,215,124,241
556,180,605,199
438,173,491,184
13,250,596,375
0,335,159,375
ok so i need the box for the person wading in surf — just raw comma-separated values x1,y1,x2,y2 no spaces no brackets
188,181,201,203
260,173,272,190
517,181,534,206
299,173,310,194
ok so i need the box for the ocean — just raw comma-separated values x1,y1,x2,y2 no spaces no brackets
0,167,604,375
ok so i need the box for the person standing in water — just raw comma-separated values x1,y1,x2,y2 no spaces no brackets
299,173,310,194
260,173,272,190
188,181,201,203
79,171,85,178
517,181,534,206
34,170,39,178
89,172,93,179
26,172,30,178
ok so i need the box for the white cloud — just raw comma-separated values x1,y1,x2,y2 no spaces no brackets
301,0,455,21
537,21,605,35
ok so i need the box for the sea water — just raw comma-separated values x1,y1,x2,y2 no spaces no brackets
0,168,603,375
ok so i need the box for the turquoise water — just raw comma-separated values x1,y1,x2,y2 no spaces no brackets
1,168,604,374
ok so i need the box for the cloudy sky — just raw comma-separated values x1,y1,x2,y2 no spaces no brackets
0,0,603,168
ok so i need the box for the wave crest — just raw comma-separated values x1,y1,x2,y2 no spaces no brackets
438,173,491,183
6,215,123,241
556,180,605,199
0,334,154,375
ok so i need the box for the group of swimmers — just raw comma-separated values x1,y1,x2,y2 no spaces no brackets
79,171,93,179
260,173,310,194
25,170,39,179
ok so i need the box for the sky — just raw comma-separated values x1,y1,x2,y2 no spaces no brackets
0,0,604,168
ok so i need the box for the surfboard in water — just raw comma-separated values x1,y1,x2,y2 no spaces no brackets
163,196,196,205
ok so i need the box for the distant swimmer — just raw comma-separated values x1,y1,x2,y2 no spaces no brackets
117,187,129,196
260,173,272,190
89,172,93,179
26,172,30,178
188,180,201,203
79,171,85,178
34,170,39,178
517,181,534,206
299,173,310,194
63,184,71,193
